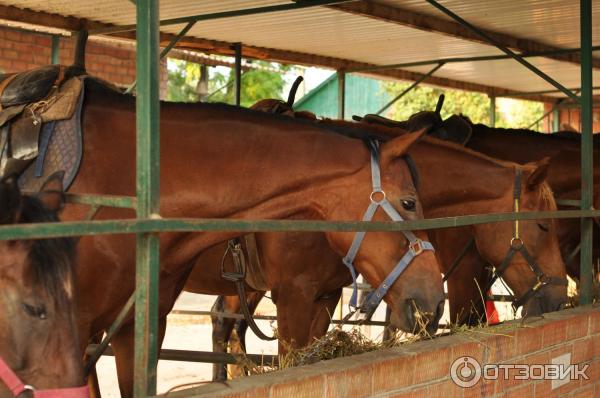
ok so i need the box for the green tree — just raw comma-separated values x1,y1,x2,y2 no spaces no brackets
167,59,291,107
382,81,544,130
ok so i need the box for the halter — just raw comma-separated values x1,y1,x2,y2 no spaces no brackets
480,168,568,310
0,357,89,398
342,139,434,320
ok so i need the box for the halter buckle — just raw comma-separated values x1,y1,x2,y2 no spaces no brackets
369,189,386,204
510,237,524,249
533,275,549,292
409,239,424,256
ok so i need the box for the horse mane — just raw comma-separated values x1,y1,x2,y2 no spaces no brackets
17,195,76,301
83,78,394,143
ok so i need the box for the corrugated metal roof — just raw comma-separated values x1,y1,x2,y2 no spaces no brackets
0,0,598,98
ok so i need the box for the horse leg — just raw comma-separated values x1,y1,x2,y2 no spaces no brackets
110,315,168,398
276,286,340,353
229,291,266,376
211,295,238,381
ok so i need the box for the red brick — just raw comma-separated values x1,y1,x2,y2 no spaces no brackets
566,314,589,340
2,49,18,60
593,334,600,359
516,326,544,354
325,366,372,398
413,346,452,384
542,319,568,347
34,36,51,46
590,310,600,334
270,375,324,398
523,351,550,365
572,338,593,364
534,380,559,398
4,29,23,42
371,355,416,394
423,380,462,398
569,385,596,398
461,377,496,398
498,383,534,398
486,333,517,363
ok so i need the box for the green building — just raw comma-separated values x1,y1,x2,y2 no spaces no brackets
295,73,393,120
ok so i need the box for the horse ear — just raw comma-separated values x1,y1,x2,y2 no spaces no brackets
525,157,550,190
0,175,22,224
38,171,66,212
380,128,426,167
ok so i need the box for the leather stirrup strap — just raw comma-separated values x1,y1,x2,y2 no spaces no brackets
223,239,276,341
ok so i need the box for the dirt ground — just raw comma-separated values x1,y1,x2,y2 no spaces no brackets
96,280,520,396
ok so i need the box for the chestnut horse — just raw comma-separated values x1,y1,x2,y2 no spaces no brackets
65,78,444,396
0,174,87,396
376,110,599,279
186,129,567,380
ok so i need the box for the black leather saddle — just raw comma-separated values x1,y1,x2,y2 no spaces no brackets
0,65,61,109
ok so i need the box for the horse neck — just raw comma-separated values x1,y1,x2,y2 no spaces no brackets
467,125,577,162
411,138,517,216
81,83,370,229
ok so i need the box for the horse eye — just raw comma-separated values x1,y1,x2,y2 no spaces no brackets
537,222,549,232
23,303,47,319
401,199,416,212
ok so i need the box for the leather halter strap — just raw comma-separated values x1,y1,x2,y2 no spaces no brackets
482,168,568,309
342,140,434,319
0,356,89,398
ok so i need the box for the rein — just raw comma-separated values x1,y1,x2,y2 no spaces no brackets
342,139,434,321
0,357,89,398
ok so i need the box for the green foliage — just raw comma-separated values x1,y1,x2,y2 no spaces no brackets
167,58,290,107
382,81,544,130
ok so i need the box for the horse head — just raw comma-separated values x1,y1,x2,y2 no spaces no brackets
0,173,86,395
471,158,568,317
324,130,445,334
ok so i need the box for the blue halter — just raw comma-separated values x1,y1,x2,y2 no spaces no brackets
342,140,434,319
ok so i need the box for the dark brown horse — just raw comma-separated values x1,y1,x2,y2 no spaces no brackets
0,174,87,396
66,78,444,396
186,127,567,380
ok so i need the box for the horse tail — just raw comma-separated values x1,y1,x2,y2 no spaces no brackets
287,76,304,107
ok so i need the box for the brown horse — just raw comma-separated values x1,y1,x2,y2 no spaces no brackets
66,78,444,396
371,110,599,279
186,128,567,380
0,174,87,396
360,111,598,319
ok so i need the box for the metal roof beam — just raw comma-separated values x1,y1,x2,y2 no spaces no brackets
0,4,557,103
331,1,600,69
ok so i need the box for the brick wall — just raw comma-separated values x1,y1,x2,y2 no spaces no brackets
173,306,600,398
0,26,167,97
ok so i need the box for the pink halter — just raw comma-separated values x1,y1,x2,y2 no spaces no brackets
0,357,89,398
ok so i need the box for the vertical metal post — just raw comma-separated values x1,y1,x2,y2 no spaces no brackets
51,35,60,64
233,42,242,106
489,95,496,127
552,104,560,132
337,70,346,119
579,0,594,305
134,0,161,396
